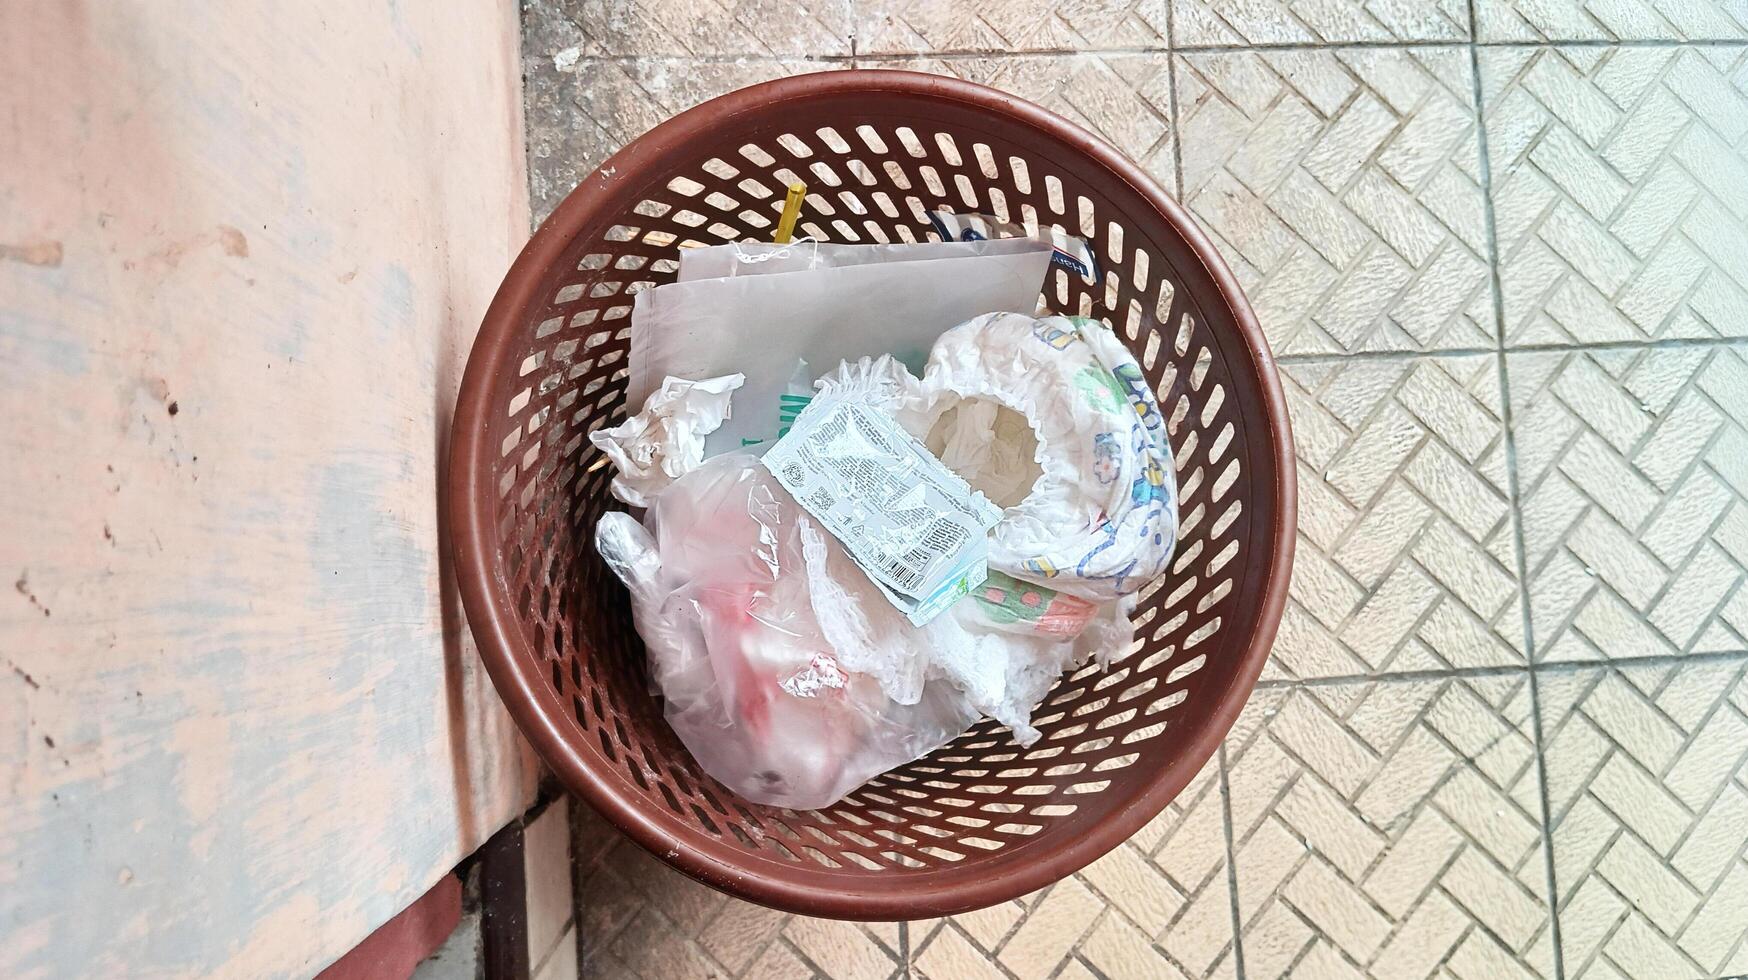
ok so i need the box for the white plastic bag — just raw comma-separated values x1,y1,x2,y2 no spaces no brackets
630,239,1052,457
595,455,978,809
593,311,1182,798
587,373,744,507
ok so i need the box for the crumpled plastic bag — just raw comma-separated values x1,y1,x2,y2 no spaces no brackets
588,374,744,507
596,455,978,809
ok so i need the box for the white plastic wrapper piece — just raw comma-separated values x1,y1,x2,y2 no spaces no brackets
630,239,1051,456
909,313,1177,605
587,374,745,507
594,454,978,809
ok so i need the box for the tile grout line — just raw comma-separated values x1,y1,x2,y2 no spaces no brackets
1216,743,1248,980
1169,7,1247,978
1271,334,1748,366
1255,647,1748,690
848,0,858,68
565,37,1748,64
1463,9,1566,978
1259,663,1526,688
1173,36,1748,51
900,919,910,979
1166,0,1185,202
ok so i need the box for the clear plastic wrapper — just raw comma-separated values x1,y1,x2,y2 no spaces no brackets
595,455,978,809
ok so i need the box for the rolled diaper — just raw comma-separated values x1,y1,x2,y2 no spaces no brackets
910,312,1177,604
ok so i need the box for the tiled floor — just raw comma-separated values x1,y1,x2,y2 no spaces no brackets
526,0,1748,976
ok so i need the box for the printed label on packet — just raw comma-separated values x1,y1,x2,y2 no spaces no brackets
762,400,1002,626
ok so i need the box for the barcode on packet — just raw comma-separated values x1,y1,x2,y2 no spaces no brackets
761,399,1002,625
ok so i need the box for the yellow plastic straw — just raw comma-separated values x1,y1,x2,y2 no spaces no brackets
773,181,807,243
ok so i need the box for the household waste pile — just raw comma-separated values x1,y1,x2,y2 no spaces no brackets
593,226,1178,809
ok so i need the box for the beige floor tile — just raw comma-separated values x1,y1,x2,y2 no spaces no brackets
997,878,1106,980
783,917,902,980
1509,345,1748,661
1225,678,1554,979
526,0,852,58
608,907,735,978
857,0,1168,56
1177,47,1493,355
749,940,819,980
907,756,1236,980
1477,0,1748,41
1079,909,1193,980
1274,355,1524,680
933,898,1025,950
1173,0,1467,44
1482,46,1748,346
1055,958,1104,980
1540,660,1748,979
577,856,642,970
859,56,1175,196
576,823,900,979
915,924,1012,980
521,55,846,222
696,897,790,974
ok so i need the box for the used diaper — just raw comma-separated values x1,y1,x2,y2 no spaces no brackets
909,312,1178,605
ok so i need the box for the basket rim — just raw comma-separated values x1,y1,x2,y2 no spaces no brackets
449,68,1297,919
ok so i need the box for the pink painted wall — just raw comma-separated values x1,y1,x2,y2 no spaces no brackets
0,2,538,976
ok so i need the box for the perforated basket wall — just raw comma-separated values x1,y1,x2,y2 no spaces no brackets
450,70,1295,919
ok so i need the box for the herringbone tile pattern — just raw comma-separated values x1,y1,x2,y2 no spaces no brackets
1483,46,1748,347
1276,355,1524,680
1173,0,1468,44
524,4,1748,977
572,802,906,979
912,759,1236,980
531,0,854,57
1510,345,1748,662
861,56,1177,194
858,0,1169,54
1178,48,1495,356
521,51,843,223
1477,0,1748,42
1227,678,1555,979
1541,661,1748,979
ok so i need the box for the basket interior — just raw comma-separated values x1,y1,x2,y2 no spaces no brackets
471,78,1285,911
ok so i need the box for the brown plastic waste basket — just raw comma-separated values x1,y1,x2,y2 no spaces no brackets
449,70,1295,920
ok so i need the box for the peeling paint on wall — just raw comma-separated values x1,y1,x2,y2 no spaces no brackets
0,2,537,977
